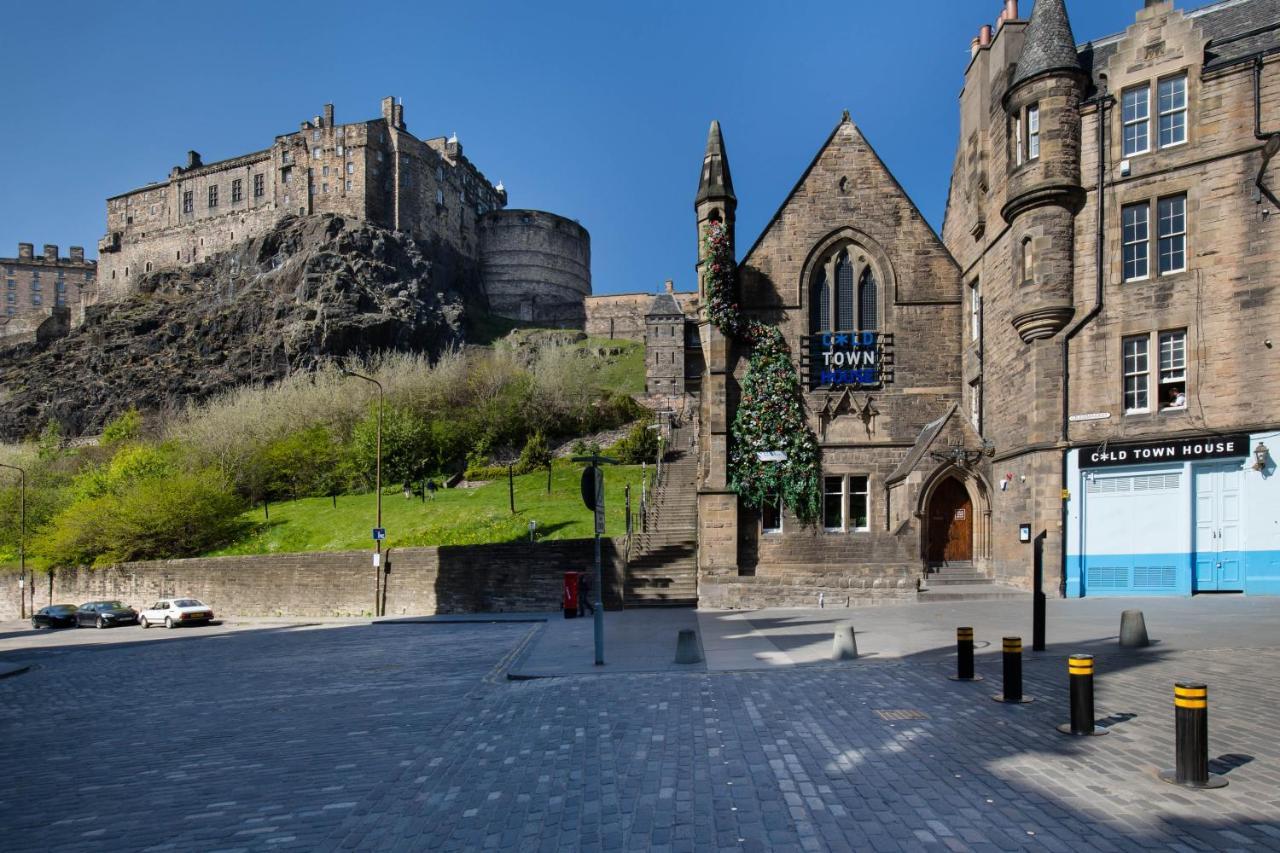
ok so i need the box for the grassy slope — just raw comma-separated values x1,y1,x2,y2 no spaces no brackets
208,461,651,556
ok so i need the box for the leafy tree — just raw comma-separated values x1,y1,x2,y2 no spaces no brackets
614,420,659,464
517,430,552,473
351,405,433,486
101,408,143,446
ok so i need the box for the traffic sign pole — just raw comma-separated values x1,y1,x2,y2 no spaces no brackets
574,454,618,666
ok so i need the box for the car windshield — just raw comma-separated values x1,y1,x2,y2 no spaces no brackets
173,599,204,607
49,605,77,614
102,601,127,610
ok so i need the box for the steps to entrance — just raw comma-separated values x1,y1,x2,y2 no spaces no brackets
625,425,699,608
917,583,1031,603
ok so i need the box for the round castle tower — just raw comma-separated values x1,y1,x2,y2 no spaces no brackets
478,209,591,327
1000,0,1085,343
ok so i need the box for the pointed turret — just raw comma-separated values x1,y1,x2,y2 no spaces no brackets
1010,0,1082,90
695,120,736,210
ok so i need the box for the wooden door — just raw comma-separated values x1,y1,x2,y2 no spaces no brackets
927,478,973,563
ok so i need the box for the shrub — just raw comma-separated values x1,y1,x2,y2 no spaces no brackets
517,430,552,472
351,404,433,486
101,408,143,446
613,420,659,464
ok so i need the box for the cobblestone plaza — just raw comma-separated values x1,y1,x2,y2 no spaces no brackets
2,600,1278,851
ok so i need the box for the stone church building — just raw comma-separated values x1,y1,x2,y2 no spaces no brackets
685,0,1280,607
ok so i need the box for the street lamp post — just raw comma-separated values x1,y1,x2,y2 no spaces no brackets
342,369,384,617
0,463,26,620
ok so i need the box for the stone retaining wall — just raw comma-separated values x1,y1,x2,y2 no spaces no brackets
699,569,918,610
1,538,625,621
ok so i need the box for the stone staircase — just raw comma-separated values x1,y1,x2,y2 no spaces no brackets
917,563,1031,602
625,427,698,607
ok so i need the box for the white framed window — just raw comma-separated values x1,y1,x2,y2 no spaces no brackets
1123,334,1150,414
761,494,782,534
1122,202,1149,281
336,145,344,156
345,180,352,191
322,165,329,177
1014,113,1024,166
1157,194,1186,275
1122,85,1150,156
1158,330,1187,410
847,476,869,532
347,162,355,174
969,379,982,431
823,476,844,531
1021,237,1034,283
312,147,321,159
1157,74,1187,149
1027,104,1040,160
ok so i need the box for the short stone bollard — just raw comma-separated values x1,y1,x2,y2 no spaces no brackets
674,629,702,665
1158,682,1227,789
831,624,858,661
1119,609,1151,648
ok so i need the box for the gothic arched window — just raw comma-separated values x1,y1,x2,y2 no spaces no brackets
858,267,878,331
808,243,884,335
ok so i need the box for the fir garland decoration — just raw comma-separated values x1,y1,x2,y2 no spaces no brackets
701,222,822,525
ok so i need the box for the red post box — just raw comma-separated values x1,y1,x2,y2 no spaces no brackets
563,571,580,618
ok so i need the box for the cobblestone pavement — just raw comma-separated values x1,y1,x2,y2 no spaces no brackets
2,620,1279,851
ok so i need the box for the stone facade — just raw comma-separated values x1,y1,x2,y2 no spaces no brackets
943,0,1280,594
94,98,589,325
1,243,94,333
584,290,698,342
1,538,626,621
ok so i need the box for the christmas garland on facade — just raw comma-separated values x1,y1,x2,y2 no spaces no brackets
702,222,822,525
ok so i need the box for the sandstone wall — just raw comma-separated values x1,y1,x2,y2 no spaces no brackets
1,538,626,621
584,292,699,341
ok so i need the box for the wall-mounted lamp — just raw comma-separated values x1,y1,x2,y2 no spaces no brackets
1254,442,1271,472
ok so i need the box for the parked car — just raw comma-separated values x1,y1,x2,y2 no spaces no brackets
139,598,215,629
31,604,79,629
75,601,139,628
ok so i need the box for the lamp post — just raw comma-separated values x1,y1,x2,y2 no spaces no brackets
0,463,26,620
342,369,384,617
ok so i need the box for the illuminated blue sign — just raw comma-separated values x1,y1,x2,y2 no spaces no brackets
802,332,894,390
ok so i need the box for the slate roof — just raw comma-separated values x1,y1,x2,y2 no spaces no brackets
886,404,957,485
1012,0,1082,89
645,291,683,317
1077,0,1280,94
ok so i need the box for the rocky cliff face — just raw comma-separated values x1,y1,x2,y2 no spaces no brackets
0,215,476,440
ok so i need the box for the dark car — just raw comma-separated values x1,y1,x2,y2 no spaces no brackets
32,604,79,629
74,601,139,628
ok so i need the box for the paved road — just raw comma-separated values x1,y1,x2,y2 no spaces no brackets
1,610,1278,851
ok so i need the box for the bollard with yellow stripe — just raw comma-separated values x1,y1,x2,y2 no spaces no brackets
1160,682,1227,788
992,636,1033,704
949,627,982,682
1057,654,1107,736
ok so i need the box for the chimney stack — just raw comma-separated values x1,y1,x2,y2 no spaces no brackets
18,243,33,259
381,96,395,122
43,244,58,261
186,150,202,170
70,246,84,262
664,279,674,294
324,103,334,127
393,102,404,129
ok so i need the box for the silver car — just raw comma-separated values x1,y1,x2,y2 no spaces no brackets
138,598,215,629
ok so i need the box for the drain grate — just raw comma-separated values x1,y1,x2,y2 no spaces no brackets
873,709,930,721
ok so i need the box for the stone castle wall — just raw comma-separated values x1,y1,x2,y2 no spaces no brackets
584,291,698,341
478,210,591,326
1,538,627,621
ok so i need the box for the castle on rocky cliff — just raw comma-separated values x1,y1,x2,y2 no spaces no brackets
94,97,592,327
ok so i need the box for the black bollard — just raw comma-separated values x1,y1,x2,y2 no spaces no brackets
1159,683,1227,788
992,636,1034,703
949,627,983,682
1056,655,1107,736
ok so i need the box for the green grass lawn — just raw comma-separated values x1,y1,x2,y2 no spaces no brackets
207,461,653,556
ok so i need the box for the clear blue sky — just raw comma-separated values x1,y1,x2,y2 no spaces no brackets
0,1,1196,296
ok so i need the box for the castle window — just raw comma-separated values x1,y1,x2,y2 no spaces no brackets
182,191,194,214
312,130,320,142
436,188,444,206
347,162,355,174
5,306,12,316
231,179,243,203
1158,75,1187,148
1122,334,1150,414
848,476,869,532
969,279,982,344
1026,104,1040,160
322,183,329,193
6,279,14,290
823,476,844,531
337,145,344,156
30,279,40,292
1021,237,1034,284
322,166,329,177
313,147,322,159
1157,194,1186,274
1014,113,1023,167
208,186,218,208
346,180,352,191
1122,85,1150,157
436,165,444,182
31,293,41,306
811,268,830,332
1122,202,1149,281
969,378,982,431
254,174,265,198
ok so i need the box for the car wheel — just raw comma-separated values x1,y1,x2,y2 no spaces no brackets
165,617,175,629
139,616,149,629
96,616,106,629
31,620,39,630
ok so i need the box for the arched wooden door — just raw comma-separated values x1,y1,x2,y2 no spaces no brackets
927,478,973,563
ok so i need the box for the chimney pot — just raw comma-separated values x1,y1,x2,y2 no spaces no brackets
980,24,993,46
43,244,58,261
1005,0,1018,19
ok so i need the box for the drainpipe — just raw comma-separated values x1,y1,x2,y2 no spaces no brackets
1254,56,1280,201
1058,78,1111,599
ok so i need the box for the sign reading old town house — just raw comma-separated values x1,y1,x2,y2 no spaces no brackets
1078,434,1251,469
801,332,894,390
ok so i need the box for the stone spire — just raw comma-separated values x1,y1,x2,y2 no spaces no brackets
1010,0,1082,90
695,120,736,206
